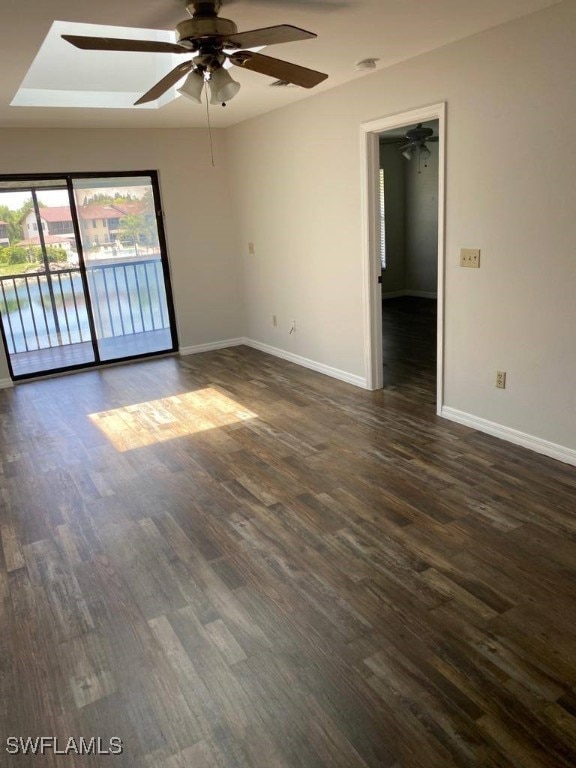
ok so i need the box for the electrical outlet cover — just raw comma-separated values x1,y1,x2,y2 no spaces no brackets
496,371,507,389
460,248,481,268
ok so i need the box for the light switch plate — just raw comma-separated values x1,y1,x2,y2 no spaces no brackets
460,248,480,268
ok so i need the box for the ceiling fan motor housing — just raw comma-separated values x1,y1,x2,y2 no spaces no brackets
405,124,434,143
177,17,238,45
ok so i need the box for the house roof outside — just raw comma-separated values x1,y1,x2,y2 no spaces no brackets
32,202,146,224
78,203,145,220
36,206,73,223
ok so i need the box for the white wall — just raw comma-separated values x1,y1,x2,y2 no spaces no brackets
379,136,439,297
228,0,576,453
405,141,439,296
0,127,241,380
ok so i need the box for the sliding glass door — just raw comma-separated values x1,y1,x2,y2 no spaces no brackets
0,181,96,377
71,176,174,362
0,172,177,379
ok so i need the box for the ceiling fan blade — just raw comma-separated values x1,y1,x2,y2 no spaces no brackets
230,51,327,88
134,60,194,105
379,138,404,145
381,136,439,145
62,35,188,54
226,25,316,49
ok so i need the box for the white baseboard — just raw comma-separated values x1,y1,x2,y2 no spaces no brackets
382,290,437,299
243,338,369,389
179,338,244,356
441,406,576,467
381,290,406,299
408,290,438,299
0,378,13,389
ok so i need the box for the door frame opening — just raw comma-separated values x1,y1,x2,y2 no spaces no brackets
360,102,446,413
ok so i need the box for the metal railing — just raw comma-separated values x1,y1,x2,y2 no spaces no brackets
0,258,170,355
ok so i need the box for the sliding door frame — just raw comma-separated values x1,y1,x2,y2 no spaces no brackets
0,170,178,381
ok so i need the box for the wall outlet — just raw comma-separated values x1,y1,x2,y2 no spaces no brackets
496,371,507,389
460,248,481,268
272,315,277,327
248,242,255,255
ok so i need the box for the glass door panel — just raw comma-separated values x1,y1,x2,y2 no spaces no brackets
71,176,175,362
0,185,95,377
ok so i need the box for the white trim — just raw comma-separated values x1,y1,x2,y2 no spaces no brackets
360,102,446,415
360,128,383,390
441,406,576,467
382,290,437,299
381,290,406,299
243,338,369,389
178,337,368,389
0,378,13,389
179,338,244,356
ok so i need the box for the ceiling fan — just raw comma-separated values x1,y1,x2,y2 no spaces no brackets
380,123,438,170
61,0,329,106
398,124,438,160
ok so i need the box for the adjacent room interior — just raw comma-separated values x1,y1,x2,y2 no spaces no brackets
379,119,439,404
0,1,575,766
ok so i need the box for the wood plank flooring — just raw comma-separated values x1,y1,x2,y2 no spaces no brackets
10,328,173,378
382,297,436,402
0,338,575,767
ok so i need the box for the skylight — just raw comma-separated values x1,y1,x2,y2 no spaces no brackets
11,20,187,110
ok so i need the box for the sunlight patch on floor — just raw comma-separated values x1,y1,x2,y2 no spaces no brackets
88,387,257,451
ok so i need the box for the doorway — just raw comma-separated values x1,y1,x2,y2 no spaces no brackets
0,171,178,379
360,104,445,412
379,119,439,404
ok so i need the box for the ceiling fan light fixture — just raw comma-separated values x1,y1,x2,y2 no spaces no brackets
209,67,241,103
177,69,205,103
209,81,223,105
402,146,414,160
419,143,431,158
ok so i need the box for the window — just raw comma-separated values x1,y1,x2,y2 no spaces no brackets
0,171,178,379
379,168,386,269
49,220,73,235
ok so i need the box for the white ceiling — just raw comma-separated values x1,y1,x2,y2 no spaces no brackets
0,0,560,129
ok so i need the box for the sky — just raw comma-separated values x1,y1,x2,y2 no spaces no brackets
0,189,70,211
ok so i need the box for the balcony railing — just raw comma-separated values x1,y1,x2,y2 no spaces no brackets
0,258,170,355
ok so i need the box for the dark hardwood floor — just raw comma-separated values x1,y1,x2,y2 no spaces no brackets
382,296,437,404
1,336,575,767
